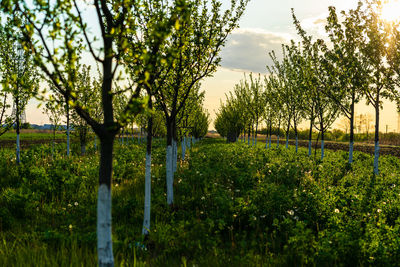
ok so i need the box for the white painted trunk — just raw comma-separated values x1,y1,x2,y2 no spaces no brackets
67,127,70,156
173,140,177,173
349,141,354,164
285,135,289,149
166,145,174,204
142,152,151,235
308,140,312,156
16,133,20,163
52,140,55,158
182,137,186,161
374,141,379,175
321,140,325,161
97,184,114,267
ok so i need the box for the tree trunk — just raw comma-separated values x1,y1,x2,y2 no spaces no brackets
277,118,281,148
15,97,20,164
295,123,298,153
142,114,153,235
52,129,56,158
321,125,325,161
181,136,186,161
268,120,272,148
374,101,380,175
247,125,251,145
349,94,355,164
308,112,314,157
66,102,70,157
97,136,115,267
255,122,258,146
285,121,290,149
166,120,174,205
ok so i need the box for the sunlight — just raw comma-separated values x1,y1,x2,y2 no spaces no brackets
381,0,400,22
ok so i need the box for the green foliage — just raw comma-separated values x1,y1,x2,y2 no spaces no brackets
2,139,400,264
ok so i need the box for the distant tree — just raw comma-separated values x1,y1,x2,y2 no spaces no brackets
0,20,39,164
43,95,62,157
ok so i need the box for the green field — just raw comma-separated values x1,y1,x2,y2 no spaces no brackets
0,130,67,141
1,139,400,265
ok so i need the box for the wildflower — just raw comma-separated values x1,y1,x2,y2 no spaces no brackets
377,209,382,213
383,201,386,205
287,210,294,216
201,196,205,200
334,208,340,213
74,202,78,206
115,184,119,187
69,224,73,230
68,203,72,207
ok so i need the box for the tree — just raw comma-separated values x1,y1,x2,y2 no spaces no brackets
71,64,102,155
358,0,393,174
134,0,248,205
43,95,62,157
0,19,39,164
318,5,366,163
0,21,14,137
215,95,244,142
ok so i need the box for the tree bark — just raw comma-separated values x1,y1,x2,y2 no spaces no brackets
97,136,115,267
142,113,153,235
374,97,380,175
66,100,70,157
166,119,174,205
15,97,20,164
349,93,355,164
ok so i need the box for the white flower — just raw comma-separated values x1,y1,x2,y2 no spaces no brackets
68,204,72,207
377,209,382,213
115,184,119,187
334,208,340,213
69,224,73,230
287,210,294,216
74,202,78,206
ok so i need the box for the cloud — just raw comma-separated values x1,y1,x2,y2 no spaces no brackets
220,28,293,73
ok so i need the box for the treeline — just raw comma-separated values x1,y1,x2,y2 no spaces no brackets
215,0,400,175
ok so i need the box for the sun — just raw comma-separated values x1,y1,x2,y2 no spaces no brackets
381,0,400,22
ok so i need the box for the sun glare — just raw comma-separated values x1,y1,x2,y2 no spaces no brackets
381,0,400,22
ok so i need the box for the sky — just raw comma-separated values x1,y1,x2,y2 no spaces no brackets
25,0,400,132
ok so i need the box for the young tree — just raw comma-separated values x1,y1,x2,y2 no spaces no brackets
1,21,39,164
43,95,62,157
358,1,393,174
136,0,248,205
